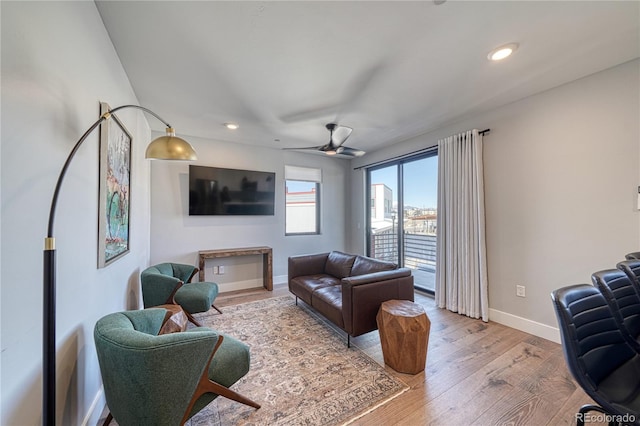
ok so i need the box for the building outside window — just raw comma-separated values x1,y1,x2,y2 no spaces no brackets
285,166,321,235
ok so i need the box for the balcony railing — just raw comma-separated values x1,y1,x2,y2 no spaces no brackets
371,232,436,270
371,232,437,290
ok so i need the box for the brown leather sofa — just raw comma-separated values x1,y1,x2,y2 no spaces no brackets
288,251,414,346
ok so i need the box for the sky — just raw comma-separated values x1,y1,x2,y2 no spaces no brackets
285,180,315,193
370,155,438,209
284,154,438,208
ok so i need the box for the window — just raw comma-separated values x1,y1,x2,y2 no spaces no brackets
285,166,321,235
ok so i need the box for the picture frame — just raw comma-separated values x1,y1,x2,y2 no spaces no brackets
98,102,132,268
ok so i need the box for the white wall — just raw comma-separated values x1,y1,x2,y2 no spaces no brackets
1,2,152,425
149,136,350,291
350,59,640,339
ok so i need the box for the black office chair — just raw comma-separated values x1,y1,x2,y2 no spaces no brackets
551,284,640,426
592,269,640,353
626,252,640,260
618,259,640,289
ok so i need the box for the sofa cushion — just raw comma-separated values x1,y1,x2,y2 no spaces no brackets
312,286,344,329
290,274,341,305
325,251,357,279
350,256,397,277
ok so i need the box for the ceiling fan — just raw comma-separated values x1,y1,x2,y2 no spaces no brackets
284,123,366,157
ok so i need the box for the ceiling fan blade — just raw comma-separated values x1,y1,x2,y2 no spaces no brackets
282,145,325,151
284,123,362,158
331,125,353,147
337,146,366,157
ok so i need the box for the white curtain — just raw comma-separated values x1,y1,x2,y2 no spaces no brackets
435,129,489,321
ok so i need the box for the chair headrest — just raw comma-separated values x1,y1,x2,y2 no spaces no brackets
94,308,166,340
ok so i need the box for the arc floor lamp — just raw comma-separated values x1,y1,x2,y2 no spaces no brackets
43,104,197,425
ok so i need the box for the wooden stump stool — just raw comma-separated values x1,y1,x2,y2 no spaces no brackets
377,300,430,374
156,304,188,335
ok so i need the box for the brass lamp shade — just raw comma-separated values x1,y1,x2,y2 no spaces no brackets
145,127,197,160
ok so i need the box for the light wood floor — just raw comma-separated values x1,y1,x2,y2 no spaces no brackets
216,284,605,426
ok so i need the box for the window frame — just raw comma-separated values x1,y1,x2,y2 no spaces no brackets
285,166,322,236
285,179,321,236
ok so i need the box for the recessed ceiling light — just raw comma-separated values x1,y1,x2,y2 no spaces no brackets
488,43,519,61
224,123,239,130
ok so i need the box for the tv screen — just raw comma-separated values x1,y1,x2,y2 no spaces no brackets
189,165,276,216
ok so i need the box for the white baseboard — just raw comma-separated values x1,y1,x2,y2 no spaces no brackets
82,387,105,426
489,308,561,344
217,275,288,293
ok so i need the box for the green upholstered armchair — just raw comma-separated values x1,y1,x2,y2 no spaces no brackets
141,262,221,326
94,309,259,426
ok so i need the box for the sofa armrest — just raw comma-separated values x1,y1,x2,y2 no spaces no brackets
341,268,414,337
288,253,329,280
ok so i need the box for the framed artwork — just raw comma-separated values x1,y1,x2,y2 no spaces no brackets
98,102,132,267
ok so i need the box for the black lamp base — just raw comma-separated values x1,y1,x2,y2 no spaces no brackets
43,248,56,426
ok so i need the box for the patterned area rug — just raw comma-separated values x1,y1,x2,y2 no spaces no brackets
188,296,408,426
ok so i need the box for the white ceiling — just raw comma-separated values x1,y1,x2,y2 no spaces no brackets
96,1,640,158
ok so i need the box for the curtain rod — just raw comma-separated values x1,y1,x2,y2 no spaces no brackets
354,128,490,170
353,129,491,170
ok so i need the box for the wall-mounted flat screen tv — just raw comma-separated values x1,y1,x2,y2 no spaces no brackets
189,165,276,216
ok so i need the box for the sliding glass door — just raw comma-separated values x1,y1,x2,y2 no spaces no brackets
366,151,438,292
368,165,399,265
401,156,438,292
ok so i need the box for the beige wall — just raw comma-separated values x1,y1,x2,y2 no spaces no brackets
350,59,640,338
148,135,351,292
483,59,639,332
1,2,152,424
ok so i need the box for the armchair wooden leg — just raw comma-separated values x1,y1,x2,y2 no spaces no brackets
184,310,202,327
181,335,260,425
205,380,260,409
164,282,184,306
212,304,223,314
102,412,113,426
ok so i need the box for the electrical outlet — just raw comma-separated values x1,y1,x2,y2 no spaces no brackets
212,266,218,274
218,265,225,275
516,285,526,298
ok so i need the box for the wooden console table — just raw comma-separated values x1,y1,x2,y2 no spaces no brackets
198,246,273,291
